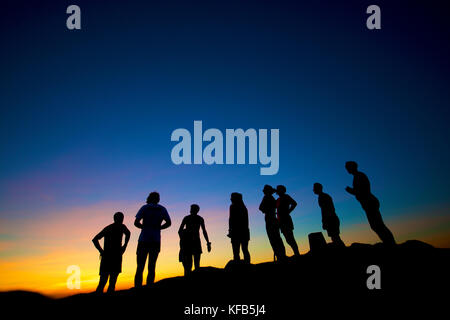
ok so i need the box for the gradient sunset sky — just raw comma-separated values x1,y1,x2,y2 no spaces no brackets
1,0,449,297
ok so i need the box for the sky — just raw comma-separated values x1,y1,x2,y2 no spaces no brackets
0,0,449,297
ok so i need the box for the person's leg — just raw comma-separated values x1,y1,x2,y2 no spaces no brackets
276,233,287,259
182,255,193,276
374,218,396,246
107,273,119,293
182,261,188,276
274,238,287,260
242,240,250,263
269,224,286,260
330,235,346,248
283,229,300,256
231,240,240,261
146,245,160,286
366,208,396,246
266,224,278,257
328,228,346,248
266,225,280,260
193,253,201,270
134,243,148,288
96,274,109,293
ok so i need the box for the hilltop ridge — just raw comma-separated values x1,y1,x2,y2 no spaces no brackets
2,240,449,318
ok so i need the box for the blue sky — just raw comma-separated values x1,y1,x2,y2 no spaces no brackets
1,0,449,215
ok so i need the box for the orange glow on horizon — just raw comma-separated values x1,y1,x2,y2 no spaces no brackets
0,201,449,298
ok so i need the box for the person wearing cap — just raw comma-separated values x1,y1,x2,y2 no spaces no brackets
275,185,301,257
313,183,345,248
259,185,286,261
92,211,131,293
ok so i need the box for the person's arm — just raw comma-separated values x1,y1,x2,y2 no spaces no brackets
122,226,131,254
200,218,211,252
227,206,233,238
134,206,144,229
259,199,264,213
134,217,144,229
259,198,268,214
288,196,297,214
92,230,105,255
346,175,357,195
244,206,249,228
178,218,186,237
160,209,171,230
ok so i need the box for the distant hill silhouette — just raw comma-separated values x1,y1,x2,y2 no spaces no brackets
2,240,449,318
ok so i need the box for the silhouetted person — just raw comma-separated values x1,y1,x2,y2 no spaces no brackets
92,212,130,293
345,161,396,246
178,204,211,276
259,185,286,261
134,192,172,287
276,185,301,257
313,183,345,248
228,192,250,263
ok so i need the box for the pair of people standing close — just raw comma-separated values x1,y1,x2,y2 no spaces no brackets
259,185,300,260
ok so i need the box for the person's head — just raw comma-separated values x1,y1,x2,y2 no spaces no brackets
313,183,323,195
113,212,124,224
263,184,275,196
230,192,243,205
276,185,286,195
345,161,358,174
146,191,160,204
190,204,200,215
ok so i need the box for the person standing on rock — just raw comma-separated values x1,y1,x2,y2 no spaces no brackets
228,192,251,263
92,212,131,293
178,204,211,276
134,191,172,287
313,183,345,248
259,185,286,260
275,185,301,257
